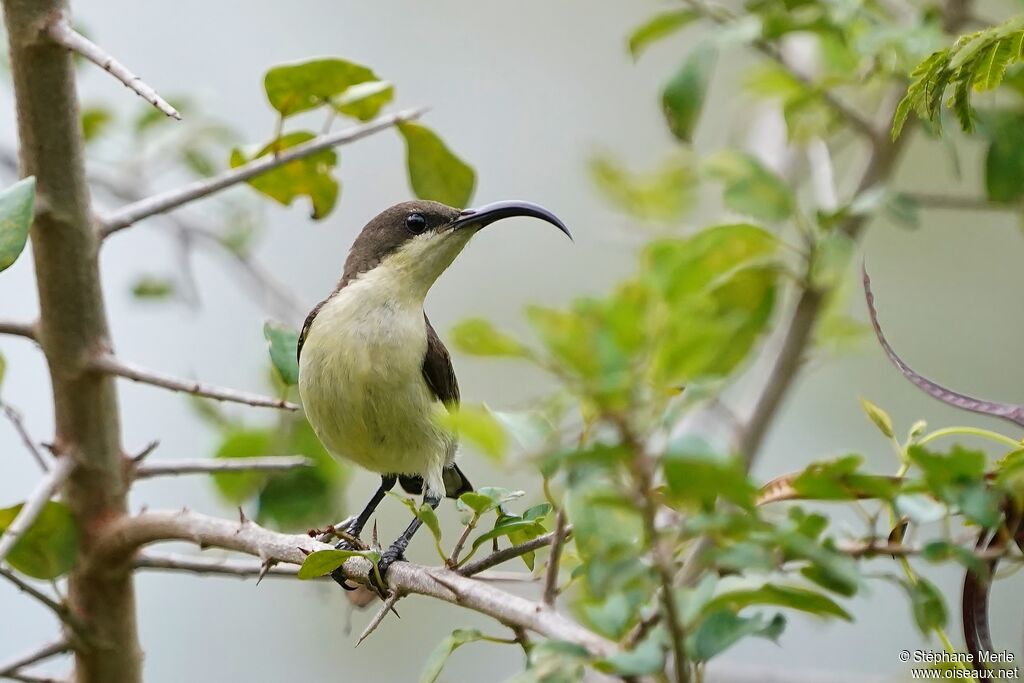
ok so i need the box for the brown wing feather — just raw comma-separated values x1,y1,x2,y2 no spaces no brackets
421,315,459,406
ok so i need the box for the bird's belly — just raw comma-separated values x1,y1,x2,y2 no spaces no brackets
297,293,454,480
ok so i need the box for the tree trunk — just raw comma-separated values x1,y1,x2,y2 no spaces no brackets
0,1,140,681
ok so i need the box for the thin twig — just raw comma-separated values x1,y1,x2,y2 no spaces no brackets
100,107,429,236
0,640,69,678
0,457,75,565
1,402,48,472
356,592,402,647
134,551,309,578
91,353,297,411
0,321,37,341
542,509,567,607
0,567,87,637
134,455,312,480
1,671,66,683
459,527,573,577
44,14,179,120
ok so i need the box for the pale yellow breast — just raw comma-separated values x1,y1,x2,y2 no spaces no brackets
297,267,454,488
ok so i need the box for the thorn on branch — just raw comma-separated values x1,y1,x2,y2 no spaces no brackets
44,13,180,120
130,440,160,464
91,353,298,411
356,592,402,647
1,401,49,472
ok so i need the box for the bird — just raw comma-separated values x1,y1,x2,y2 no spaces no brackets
296,199,570,593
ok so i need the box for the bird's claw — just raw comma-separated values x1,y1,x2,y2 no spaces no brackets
329,537,363,591
368,546,405,599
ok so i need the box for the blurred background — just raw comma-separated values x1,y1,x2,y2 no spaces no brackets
1,0,1021,680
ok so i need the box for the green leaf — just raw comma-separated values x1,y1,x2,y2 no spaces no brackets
597,637,665,676
263,321,300,386
0,501,81,579
458,487,524,515
984,112,1024,203
469,516,546,553
297,548,377,579
662,45,716,143
419,629,490,683
703,584,851,621
589,152,696,222
628,10,698,59
921,540,986,576
0,351,7,393
704,151,793,222
131,276,175,300
907,444,999,526
0,177,35,273
691,610,786,661
264,58,378,117
859,397,894,439
792,454,898,501
81,106,113,142
663,437,756,510
397,122,475,207
211,429,274,502
230,131,339,219
449,318,527,357
332,80,394,121
435,405,507,461
905,577,947,634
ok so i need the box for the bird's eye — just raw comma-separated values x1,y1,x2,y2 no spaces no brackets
405,213,428,234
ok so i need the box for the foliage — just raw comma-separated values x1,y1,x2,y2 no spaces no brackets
893,16,1024,135
0,177,34,273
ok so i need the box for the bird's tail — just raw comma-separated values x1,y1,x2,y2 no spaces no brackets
397,464,473,499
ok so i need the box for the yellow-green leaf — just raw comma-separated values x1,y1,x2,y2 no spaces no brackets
628,10,699,59
859,397,894,439
333,80,394,121
436,405,507,461
230,132,339,219
264,58,377,118
450,318,527,357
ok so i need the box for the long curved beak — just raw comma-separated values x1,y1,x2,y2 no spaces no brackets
451,200,572,240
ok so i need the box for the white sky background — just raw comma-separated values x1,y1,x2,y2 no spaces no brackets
1,1,1022,680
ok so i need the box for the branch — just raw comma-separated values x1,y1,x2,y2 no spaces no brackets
133,456,312,480
0,456,75,565
542,509,567,606
91,354,297,411
0,320,37,341
99,108,429,236
94,510,613,656
44,14,179,121
0,567,86,638
0,641,69,679
134,551,306,579
1,402,49,472
458,526,573,577
43,15,178,121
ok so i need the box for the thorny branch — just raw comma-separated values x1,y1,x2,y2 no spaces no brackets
90,353,297,411
44,14,179,120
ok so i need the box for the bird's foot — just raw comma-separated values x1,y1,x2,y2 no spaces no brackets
367,545,405,599
329,536,365,591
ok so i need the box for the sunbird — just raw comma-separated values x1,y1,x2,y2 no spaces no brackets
297,199,570,592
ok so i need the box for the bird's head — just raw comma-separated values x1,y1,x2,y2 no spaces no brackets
340,199,571,298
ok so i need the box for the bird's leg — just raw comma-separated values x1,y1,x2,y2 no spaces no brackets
368,488,442,597
330,475,396,590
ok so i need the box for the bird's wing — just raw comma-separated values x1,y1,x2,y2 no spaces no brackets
296,297,327,363
421,314,460,406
